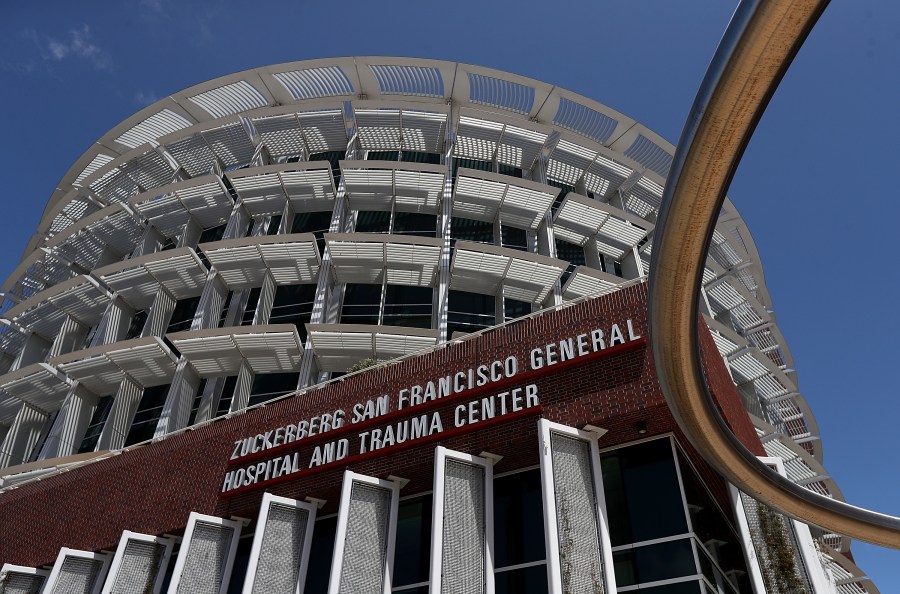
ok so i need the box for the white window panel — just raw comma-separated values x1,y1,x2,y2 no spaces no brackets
242,492,317,594
328,471,400,594
166,512,242,594
44,548,112,594
101,531,174,594
538,419,615,594
430,446,494,594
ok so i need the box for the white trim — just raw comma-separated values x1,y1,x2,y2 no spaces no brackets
538,418,617,594
44,547,112,594
101,530,174,594
327,470,401,594
429,445,495,594
241,492,317,594
166,511,243,594
729,484,768,594
757,457,835,594
0,563,49,591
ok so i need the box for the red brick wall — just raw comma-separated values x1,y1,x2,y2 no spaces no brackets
0,282,762,566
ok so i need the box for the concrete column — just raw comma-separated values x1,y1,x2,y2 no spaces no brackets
223,203,251,240
154,358,201,437
252,272,276,325
584,238,604,271
131,226,166,258
146,287,176,337
434,155,454,343
279,200,296,234
620,245,644,280
49,315,89,358
178,216,203,249
38,384,98,459
0,403,49,467
194,375,223,424
96,376,143,451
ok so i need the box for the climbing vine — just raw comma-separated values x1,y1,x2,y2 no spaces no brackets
756,502,808,594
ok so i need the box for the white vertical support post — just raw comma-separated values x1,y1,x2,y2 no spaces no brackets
327,470,400,594
224,203,252,240
730,457,834,594
44,548,112,594
584,237,604,271
132,226,166,258
429,446,495,594
434,129,455,343
166,512,243,594
0,563,49,592
178,217,203,249
252,271,276,326
192,271,229,331
96,376,143,451
10,332,50,372
38,384,98,459
49,315,88,357
241,493,318,594
92,297,134,348
146,286,177,337
101,531,174,594
154,357,201,437
279,200,296,234
0,402,48,467
538,419,616,594
229,360,254,413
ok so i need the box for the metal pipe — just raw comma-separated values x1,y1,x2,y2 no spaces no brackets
649,0,900,548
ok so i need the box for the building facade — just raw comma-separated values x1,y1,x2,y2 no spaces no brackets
0,58,876,593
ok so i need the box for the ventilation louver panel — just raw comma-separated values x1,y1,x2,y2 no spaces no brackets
102,531,173,594
44,549,111,594
274,67,354,100
167,513,242,594
370,65,444,98
243,494,317,594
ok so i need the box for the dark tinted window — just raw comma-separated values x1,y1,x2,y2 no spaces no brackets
266,214,282,235
124,384,171,446
356,210,391,233
226,536,254,593
198,224,226,244
613,538,697,587
500,225,527,252
216,375,239,416
247,372,299,407
393,212,437,237
383,285,432,329
78,396,113,453
393,495,432,587
167,296,200,333
503,298,530,322
304,515,337,594
495,564,548,594
601,438,688,545
494,469,545,568
447,290,495,338
241,287,262,326
341,284,382,325
125,310,147,340
450,217,493,244
270,284,316,340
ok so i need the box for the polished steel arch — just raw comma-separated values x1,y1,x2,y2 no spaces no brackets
649,0,900,548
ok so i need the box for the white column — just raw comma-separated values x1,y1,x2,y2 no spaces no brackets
229,360,254,413
191,271,228,331
38,384,98,459
146,286,177,337
0,403,49,467
154,358,201,437
252,271,276,325
49,315,89,358
10,332,50,372
96,376,143,451
92,297,135,348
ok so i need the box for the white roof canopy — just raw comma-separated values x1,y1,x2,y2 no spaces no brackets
340,161,446,214
168,324,304,377
0,363,69,420
4,276,110,340
227,162,336,216
450,241,567,304
129,176,233,237
561,266,625,301
95,247,208,309
452,168,559,230
51,336,178,395
200,233,321,289
453,111,549,171
354,106,448,153
306,324,438,372
553,193,652,256
325,233,443,287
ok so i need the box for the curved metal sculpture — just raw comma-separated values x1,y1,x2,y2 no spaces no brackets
649,0,900,548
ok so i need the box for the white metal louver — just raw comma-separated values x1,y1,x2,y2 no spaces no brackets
429,446,494,594
101,531,174,594
537,419,615,594
327,471,400,594
242,493,317,594
166,512,243,594
43,548,112,594
0,563,48,594
729,457,834,594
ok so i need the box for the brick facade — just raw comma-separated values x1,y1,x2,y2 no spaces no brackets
0,283,763,566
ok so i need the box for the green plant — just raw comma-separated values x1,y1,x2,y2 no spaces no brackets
756,502,808,594
346,358,383,374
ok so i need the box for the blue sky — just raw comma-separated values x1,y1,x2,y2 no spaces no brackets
2,0,899,588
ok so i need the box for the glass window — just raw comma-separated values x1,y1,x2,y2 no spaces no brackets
355,210,391,234
393,212,437,238
600,438,688,546
546,180,575,215
270,284,316,340
497,164,523,178
225,536,254,593
613,538,697,587
167,296,200,333
367,150,399,161
452,158,492,178
187,378,207,426
218,291,235,328
555,238,585,287
494,469,545,568
291,211,332,256
125,310,147,340
503,298,530,322
500,225,527,252
340,284,382,325
638,581,704,594
447,290,495,338
304,515,337,594
124,384,171,446
393,495,432,588
78,396,114,453
241,287,262,326
247,372,299,407
401,151,441,165
450,217,493,245
383,285,432,329
216,375,239,416
266,214,282,235
495,564,548,594
309,150,343,185
198,224,226,244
